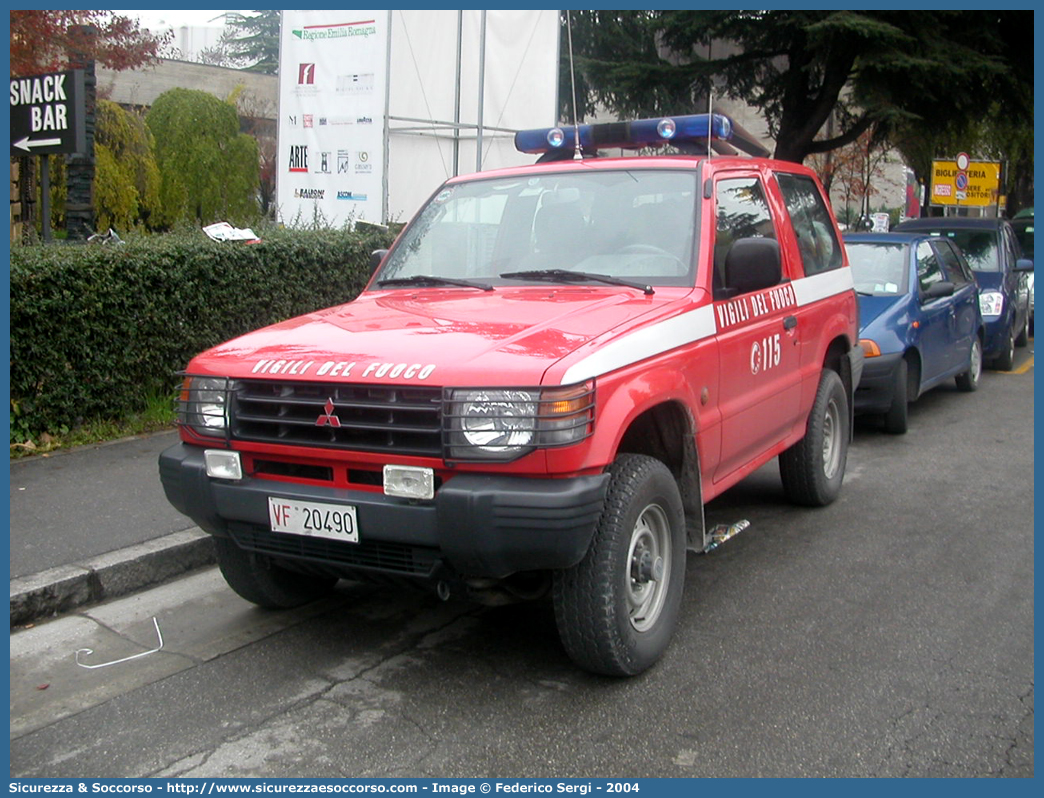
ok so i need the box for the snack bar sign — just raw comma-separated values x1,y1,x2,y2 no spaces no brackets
10,69,87,156
930,153,1001,208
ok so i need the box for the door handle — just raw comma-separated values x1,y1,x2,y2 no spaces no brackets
783,315,797,330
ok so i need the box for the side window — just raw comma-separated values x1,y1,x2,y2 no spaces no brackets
776,173,842,276
916,241,946,293
934,241,971,285
1003,225,1021,267
714,176,776,295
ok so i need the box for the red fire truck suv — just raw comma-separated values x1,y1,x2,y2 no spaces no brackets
160,114,862,676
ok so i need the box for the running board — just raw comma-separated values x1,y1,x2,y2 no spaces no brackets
702,519,751,553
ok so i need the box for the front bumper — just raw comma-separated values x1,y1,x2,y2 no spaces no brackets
854,352,903,414
159,443,608,581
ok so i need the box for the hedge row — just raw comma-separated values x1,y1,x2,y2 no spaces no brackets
10,226,395,442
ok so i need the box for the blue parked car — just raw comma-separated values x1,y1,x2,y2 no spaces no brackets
892,217,1033,370
845,232,985,433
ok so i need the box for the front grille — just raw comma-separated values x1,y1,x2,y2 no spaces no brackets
231,379,443,455
229,524,439,577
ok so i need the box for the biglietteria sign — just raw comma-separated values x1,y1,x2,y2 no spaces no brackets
930,153,1001,208
10,69,87,156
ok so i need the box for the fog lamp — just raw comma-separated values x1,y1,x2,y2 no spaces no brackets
384,465,435,500
205,450,243,480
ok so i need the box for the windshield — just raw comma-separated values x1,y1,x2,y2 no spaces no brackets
913,228,1000,272
846,242,908,295
376,169,698,288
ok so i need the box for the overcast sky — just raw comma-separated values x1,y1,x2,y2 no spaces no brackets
113,10,248,32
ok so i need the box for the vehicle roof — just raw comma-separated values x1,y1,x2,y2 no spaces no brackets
894,217,1007,232
443,153,817,184
844,232,923,245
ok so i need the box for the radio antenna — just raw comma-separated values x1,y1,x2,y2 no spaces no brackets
706,41,713,159
566,11,583,160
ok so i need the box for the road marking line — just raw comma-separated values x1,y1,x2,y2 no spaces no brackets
1003,356,1034,374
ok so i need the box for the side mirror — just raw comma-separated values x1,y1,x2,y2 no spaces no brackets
922,281,955,300
369,249,389,274
723,237,782,296
1015,257,1034,272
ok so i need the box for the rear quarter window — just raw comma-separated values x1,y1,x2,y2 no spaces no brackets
776,173,843,276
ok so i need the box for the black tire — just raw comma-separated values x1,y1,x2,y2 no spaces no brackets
1015,315,1029,347
956,336,982,392
214,537,337,609
882,358,909,435
992,325,1016,371
779,368,849,507
552,454,686,677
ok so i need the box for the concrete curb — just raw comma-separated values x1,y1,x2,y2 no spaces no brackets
10,528,216,628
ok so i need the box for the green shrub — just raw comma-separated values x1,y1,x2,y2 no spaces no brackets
10,226,393,442
147,88,260,227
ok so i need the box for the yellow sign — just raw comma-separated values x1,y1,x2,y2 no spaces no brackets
930,159,1002,207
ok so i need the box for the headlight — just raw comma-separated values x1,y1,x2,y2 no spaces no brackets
979,291,1004,317
179,375,232,437
445,383,594,461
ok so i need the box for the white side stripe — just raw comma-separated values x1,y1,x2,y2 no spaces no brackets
561,305,717,384
560,268,853,384
792,268,854,306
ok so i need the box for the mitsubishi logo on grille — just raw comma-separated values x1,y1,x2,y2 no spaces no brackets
316,398,342,428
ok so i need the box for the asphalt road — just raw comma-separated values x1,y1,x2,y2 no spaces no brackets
10,355,1034,778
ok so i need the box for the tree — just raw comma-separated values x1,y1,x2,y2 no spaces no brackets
564,10,1032,165
146,88,260,226
809,127,899,226
10,10,169,77
195,27,248,69
93,99,163,231
225,10,281,75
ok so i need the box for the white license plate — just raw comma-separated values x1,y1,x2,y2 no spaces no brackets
267,497,359,543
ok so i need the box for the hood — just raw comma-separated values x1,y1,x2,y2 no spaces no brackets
857,294,913,353
189,287,681,386
973,270,1004,292
857,294,910,331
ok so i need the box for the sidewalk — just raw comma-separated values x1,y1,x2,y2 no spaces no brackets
9,430,216,626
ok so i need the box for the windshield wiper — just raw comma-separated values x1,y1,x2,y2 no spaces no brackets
377,275,494,291
500,269,654,295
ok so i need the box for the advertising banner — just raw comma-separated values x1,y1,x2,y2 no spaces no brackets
277,11,388,228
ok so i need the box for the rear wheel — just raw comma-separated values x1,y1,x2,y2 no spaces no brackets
214,537,337,609
956,337,982,392
882,358,909,434
779,368,849,506
553,454,686,677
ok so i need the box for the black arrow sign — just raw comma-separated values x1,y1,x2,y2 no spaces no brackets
9,69,87,157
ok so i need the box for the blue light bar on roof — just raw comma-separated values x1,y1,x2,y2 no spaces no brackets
514,113,736,156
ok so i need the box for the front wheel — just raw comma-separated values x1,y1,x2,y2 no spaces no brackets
955,337,982,392
882,358,909,435
779,368,850,507
214,537,337,609
992,325,1016,371
553,454,686,677
1015,313,1029,347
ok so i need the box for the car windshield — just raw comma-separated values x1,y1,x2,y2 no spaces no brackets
846,242,907,295
376,169,698,288
912,228,1000,272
